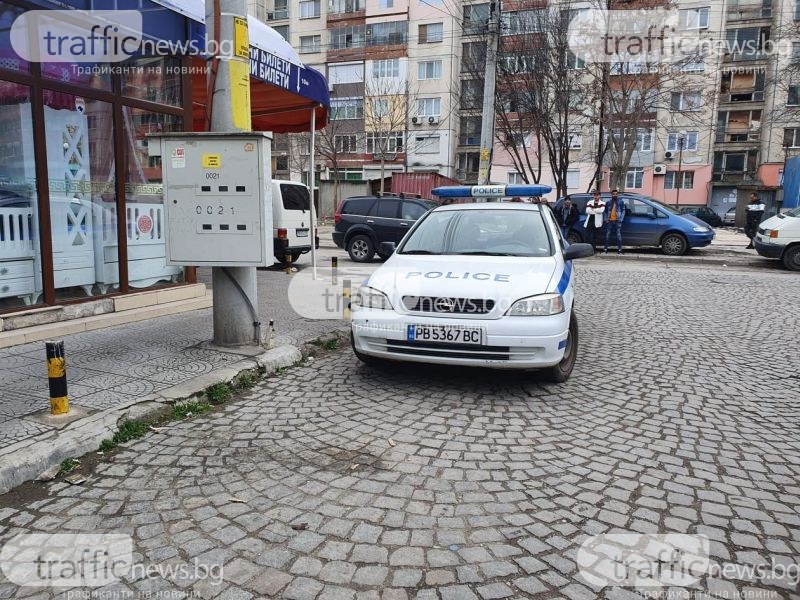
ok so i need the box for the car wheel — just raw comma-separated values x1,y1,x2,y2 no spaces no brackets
661,232,688,256
542,311,578,383
347,235,375,262
566,230,583,245
782,245,800,271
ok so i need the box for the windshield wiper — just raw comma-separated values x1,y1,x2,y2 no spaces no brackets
401,250,440,255
454,251,517,256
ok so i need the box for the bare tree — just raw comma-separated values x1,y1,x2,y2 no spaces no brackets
363,75,410,194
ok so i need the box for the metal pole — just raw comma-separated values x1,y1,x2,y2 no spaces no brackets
675,138,684,210
208,0,260,346
310,107,318,280
477,0,500,185
46,340,68,415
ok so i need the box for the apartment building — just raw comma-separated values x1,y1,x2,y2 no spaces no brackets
249,0,800,207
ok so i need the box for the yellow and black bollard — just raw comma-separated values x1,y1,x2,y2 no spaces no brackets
331,256,338,285
342,279,351,320
285,252,292,275
46,340,69,415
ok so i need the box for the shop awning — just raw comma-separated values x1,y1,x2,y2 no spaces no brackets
147,2,329,133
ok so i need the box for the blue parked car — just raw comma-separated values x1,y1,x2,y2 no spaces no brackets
553,192,715,256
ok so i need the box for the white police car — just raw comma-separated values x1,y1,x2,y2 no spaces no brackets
350,198,594,381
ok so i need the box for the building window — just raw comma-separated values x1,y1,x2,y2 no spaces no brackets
457,152,480,180
415,135,441,154
334,134,359,153
372,59,400,79
679,7,709,28
329,62,364,84
330,97,364,120
508,172,525,184
670,91,703,111
667,132,699,151
664,171,695,189
329,0,364,13
417,97,441,117
275,155,289,171
299,0,320,17
300,35,321,53
568,132,582,149
418,60,442,80
567,51,586,70
501,9,544,35
625,168,644,189
566,169,580,189
459,116,482,145
419,23,443,43
612,128,653,152
379,0,393,7
499,53,534,74
462,42,486,72
368,21,408,46
793,43,800,62
784,128,800,148
460,80,483,109
371,97,389,117
329,25,366,49
463,4,490,34
273,25,289,41
788,85,800,106
796,0,800,19
366,132,404,154
506,132,530,148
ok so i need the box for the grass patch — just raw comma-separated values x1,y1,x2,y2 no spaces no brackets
58,458,78,476
311,337,340,351
237,372,256,390
206,382,232,405
98,419,150,452
275,366,288,376
172,400,211,420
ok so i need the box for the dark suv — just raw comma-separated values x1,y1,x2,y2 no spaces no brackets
333,194,438,262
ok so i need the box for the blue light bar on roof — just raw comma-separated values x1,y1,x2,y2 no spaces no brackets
432,184,553,198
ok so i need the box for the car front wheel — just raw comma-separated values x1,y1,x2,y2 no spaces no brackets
661,232,688,256
566,230,583,245
783,245,800,271
542,312,578,383
347,235,375,262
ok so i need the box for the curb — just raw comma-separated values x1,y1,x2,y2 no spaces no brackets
591,253,767,268
0,344,302,496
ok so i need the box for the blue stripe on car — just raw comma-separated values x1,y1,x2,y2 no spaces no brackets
556,261,572,295
558,339,567,349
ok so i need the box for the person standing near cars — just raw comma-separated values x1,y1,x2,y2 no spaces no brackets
558,197,580,239
584,190,606,248
604,189,626,254
745,192,765,249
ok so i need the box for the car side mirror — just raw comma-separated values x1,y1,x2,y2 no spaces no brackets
563,243,594,260
379,241,396,256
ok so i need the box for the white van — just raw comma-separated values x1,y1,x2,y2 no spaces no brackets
271,180,313,264
753,206,800,271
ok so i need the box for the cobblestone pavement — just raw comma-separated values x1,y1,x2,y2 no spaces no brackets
1,263,799,599
0,252,351,449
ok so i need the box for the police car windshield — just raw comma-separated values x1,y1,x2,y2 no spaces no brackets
399,209,552,257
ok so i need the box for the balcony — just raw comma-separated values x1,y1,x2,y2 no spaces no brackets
328,0,365,20
719,89,765,103
715,127,760,144
457,170,479,183
712,170,757,182
266,8,289,20
726,2,772,22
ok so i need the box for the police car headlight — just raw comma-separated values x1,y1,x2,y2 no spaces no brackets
693,226,710,232
507,293,565,316
353,287,393,310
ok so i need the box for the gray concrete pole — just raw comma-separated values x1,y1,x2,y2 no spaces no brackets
478,0,500,186
207,0,261,346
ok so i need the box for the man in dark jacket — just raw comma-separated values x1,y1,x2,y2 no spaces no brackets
557,198,580,239
745,192,765,249
604,189,626,254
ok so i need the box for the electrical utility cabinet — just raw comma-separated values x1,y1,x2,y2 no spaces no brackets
148,132,274,267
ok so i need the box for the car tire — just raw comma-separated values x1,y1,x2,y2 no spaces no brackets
542,311,578,383
661,232,688,256
782,245,800,271
566,230,583,245
347,235,375,262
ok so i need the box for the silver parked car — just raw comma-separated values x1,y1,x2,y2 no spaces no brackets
723,207,737,226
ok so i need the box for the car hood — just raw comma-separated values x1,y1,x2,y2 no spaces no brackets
364,254,559,319
679,213,713,229
761,213,798,231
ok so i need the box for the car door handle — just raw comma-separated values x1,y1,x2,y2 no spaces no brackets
400,222,409,227
366,219,375,224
